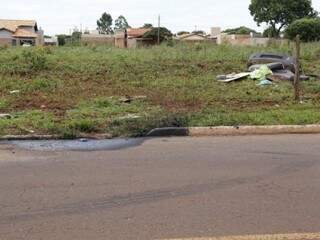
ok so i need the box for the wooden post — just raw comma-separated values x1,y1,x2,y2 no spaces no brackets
294,35,301,101
124,29,128,49
157,15,161,45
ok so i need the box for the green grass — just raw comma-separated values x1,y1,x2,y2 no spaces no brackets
0,42,320,137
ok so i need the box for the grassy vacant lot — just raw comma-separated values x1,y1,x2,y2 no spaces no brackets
0,42,320,138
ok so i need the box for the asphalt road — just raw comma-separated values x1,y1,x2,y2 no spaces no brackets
0,135,320,240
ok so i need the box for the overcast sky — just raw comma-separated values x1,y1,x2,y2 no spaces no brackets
2,0,320,35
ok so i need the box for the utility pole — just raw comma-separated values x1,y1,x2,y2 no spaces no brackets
157,14,160,45
294,35,301,101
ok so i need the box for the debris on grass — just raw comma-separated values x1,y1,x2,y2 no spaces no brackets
216,72,250,83
119,95,147,103
9,90,20,94
248,52,296,73
219,52,310,85
257,79,273,86
0,114,13,119
250,65,273,81
117,114,141,120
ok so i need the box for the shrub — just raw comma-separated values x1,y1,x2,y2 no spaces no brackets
285,18,320,42
21,47,48,71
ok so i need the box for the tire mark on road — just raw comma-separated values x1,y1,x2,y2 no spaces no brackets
0,159,318,224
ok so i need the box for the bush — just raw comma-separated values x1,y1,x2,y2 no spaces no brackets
285,18,320,42
21,47,48,71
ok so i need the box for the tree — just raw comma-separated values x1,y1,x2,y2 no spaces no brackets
223,26,258,35
249,0,317,37
114,15,130,31
143,27,173,42
285,18,320,42
177,31,190,36
262,26,278,38
97,12,113,34
57,35,67,46
141,23,153,28
71,30,82,43
192,30,206,35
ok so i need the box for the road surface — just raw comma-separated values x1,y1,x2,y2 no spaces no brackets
0,135,320,240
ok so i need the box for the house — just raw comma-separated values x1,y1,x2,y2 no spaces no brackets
44,36,58,46
115,28,154,48
0,19,44,47
177,33,214,43
127,28,154,48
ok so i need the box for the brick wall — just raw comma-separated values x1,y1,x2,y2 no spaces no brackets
81,34,115,46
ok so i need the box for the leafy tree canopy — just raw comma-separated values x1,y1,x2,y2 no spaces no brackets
114,15,130,31
97,12,113,34
249,0,317,37
223,26,258,35
143,27,173,42
176,31,190,36
285,17,320,42
262,26,279,37
141,23,153,29
191,30,206,35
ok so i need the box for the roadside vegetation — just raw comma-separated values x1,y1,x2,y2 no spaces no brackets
1,42,320,138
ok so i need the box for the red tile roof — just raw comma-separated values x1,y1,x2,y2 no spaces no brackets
127,28,151,38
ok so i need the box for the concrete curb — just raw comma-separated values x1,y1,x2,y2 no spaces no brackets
147,125,320,137
1,125,320,141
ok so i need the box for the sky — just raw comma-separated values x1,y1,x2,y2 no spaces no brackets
2,0,320,35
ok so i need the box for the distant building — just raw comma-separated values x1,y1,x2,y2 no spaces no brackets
44,36,58,46
127,28,154,48
210,26,286,47
115,28,154,48
81,33,115,46
0,19,44,46
176,33,216,44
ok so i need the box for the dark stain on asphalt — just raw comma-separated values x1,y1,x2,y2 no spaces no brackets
4,138,146,152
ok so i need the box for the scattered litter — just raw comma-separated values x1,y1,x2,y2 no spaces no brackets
217,72,250,83
119,95,147,103
249,62,284,72
218,52,310,84
250,65,273,81
117,114,141,120
248,53,296,73
267,70,295,82
300,75,310,81
9,90,20,94
257,79,273,86
0,114,13,119
20,128,35,134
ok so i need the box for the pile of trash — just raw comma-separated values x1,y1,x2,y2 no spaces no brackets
217,52,309,85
